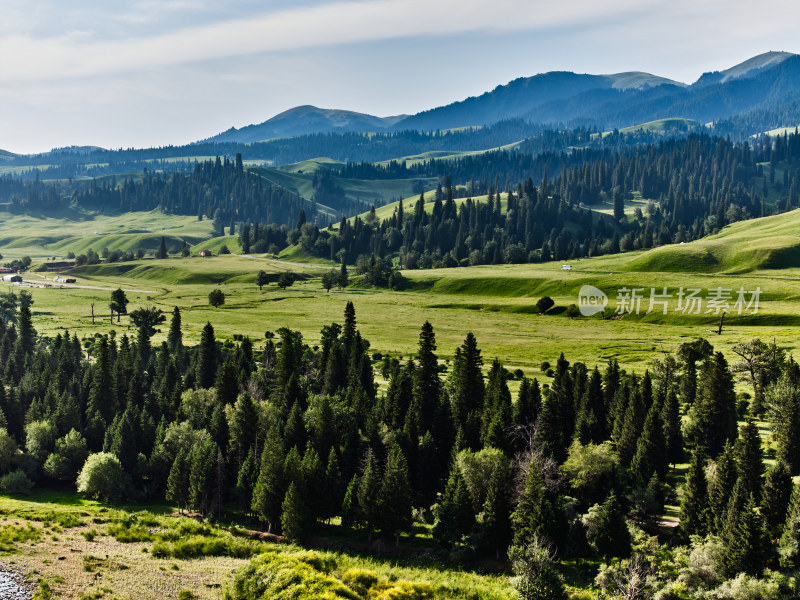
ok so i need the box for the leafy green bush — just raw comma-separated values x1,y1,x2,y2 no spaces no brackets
152,535,261,559
107,522,153,543
0,522,41,552
225,551,360,600
76,452,127,501
0,469,34,495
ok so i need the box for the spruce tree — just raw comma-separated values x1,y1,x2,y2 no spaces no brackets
691,352,737,457
214,361,239,406
480,359,512,452
235,448,258,516
301,447,325,521
450,333,484,447
512,455,562,550
433,461,474,548
679,451,709,537
534,396,564,462
378,443,412,546
281,482,309,542
584,492,631,562
761,461,793,539
617,386,645,465
480,459,511,559
513,377,541,432
228,392,258,471
780,483,800,568
195,322,218,389
251,427,285,532
708,442,738,532
661,389,683,466
322,449,343,523
188,438,217,515
630,404,668,483
734,420,764,502
341,474,359,529
413,321,441,432
723,492,772,577
166,447,190,512
284,401,307,452
357,449,382,542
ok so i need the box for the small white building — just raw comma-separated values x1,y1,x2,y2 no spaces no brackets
2,274,22,282
561,265,573,271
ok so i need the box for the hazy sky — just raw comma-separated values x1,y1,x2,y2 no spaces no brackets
1,0,799,154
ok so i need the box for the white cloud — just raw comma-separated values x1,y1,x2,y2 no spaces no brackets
0,0,647,81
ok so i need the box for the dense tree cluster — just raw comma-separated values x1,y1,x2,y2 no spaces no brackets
1,292,800,598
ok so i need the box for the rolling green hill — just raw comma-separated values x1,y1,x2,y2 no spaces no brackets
624,209,800,273
596,118,703,138
250,165,438,211
0,210,215,258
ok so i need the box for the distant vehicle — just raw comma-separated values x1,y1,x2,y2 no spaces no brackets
561,265,573,271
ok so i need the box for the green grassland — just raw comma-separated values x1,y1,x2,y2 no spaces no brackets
0,209,215,259
595,118,703,138
6,208,800,379
373,139,525,168
249,165,438,211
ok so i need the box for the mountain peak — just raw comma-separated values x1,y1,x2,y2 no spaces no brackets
602,71,686,90
200,105,407,144
695,51,797,86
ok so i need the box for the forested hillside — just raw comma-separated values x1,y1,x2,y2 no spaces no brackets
2,294,800,598
272,132,800,274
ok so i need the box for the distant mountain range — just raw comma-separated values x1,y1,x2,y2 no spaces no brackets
200,51,799,143
200,106,408,144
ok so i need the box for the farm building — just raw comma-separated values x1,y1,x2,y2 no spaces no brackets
2,274,22,282
54,276,77,283
199,249,213,257
561,265,573,271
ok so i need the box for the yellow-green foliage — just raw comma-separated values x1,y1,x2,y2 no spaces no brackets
0,522,41,552
152,535,261,559
341,567,435,600
226,551,361,600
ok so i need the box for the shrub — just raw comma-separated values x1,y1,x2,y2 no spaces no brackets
342,568,380,595
208,289,225,307
108,522,153,543
0,469,34,494
44,429,89,481
0,523,41,551
152,536,260,559
76,453,127,501
82,529,97,542
225,551,359,600
536,296,555,314
0,429,18,472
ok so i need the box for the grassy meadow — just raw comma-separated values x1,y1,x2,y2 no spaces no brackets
3,207,800,376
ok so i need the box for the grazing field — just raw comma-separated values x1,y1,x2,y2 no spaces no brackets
0,209,215,259
5,209,800,374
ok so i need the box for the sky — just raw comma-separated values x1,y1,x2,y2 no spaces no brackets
1,0,799,154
